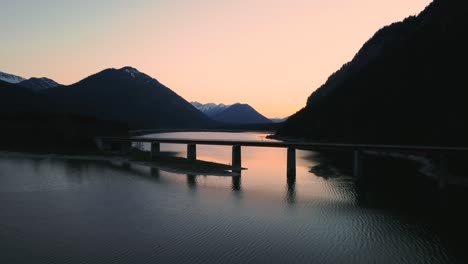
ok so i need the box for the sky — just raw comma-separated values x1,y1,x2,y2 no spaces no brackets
1,0,432,118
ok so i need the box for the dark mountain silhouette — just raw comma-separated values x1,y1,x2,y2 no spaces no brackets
192,102,272,124
0,71,25,83
0,70,60,90
19,77,60,91
44,67,214,129
0,80,127,153
0,80,52,113
276,0,468,146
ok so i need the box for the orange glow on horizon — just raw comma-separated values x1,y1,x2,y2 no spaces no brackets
1,0,432,118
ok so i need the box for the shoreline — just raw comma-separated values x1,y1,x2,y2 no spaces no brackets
0,150,239,177
131,128,277,136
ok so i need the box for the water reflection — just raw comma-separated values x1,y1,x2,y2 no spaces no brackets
231,175,242,192
122,161,131,170
286,175,296,204
150,167,160,180
187,174,197,189
64,159,89,185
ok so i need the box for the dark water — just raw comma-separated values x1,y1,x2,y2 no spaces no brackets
0,132,459,263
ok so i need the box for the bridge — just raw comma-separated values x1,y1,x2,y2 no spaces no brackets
97,136,468,189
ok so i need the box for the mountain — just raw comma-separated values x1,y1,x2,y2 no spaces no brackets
0,80,127,153
213,103,272,124
192,102,272,124
0,71,26,84
19,77,60,91
45,67,214,129
0,71,60,90
0,80,53,113
276,0,468,146
271,117,288,123
191,102,230,117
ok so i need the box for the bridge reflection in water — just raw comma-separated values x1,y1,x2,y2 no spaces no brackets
99,136,467,191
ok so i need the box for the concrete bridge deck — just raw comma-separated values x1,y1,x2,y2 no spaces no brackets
100,136,468,152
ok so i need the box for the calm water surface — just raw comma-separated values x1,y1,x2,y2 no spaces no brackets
0,132,455,263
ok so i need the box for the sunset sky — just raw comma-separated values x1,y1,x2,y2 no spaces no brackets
1,0,432,118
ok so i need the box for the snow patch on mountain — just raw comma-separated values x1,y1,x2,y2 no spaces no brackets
191,102,231,117
121,67,141,78
18,77,60,91
0,71,26,84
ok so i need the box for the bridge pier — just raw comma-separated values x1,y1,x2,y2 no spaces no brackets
353,150,362,179
287,147,296,177
187,144,197,161
232,145,242,171
151,142,160,158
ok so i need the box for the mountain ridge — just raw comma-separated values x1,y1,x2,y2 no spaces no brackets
44,67,214,129
277,0,468,146
0,71,26,84
19,77,60,91
192,101,272,124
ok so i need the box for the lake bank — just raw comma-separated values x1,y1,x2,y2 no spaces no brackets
0,150,238,177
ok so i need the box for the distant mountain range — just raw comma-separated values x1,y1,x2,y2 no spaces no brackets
19,77,60,91
277,0,468,146
270,117,288,123
0,71,26,84
0,71,60,91
1,66,282,131
191,102,230,117
191,102,272,124
1,67,215,130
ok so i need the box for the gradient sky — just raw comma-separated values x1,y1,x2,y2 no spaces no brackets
1,0,432,118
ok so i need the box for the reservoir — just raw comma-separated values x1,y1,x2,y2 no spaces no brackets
0,132,457,263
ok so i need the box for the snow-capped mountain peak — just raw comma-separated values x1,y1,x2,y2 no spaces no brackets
192,101,272,124
191,102,231,117
0,71,26,84
121,66,142,78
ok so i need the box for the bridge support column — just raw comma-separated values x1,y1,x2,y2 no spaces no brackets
438,153,449,190
353,150,363,179
187,144,197,161
287,147,296,177
232,145,242,171
151,142,160,159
